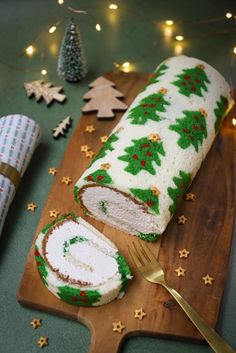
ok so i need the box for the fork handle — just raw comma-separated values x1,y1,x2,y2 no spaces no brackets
163,283,236,353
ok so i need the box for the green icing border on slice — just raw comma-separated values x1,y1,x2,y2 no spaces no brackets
57,285,101,306
116,253,132,293
41,213,78,235
35,245,48,286
74,185,80,203
138,232,160,242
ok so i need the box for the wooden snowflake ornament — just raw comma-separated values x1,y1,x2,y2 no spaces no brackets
82,76,127,119
52,116,72,139
24,80,66,105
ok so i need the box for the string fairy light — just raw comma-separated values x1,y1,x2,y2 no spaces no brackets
41,69,47,75
165,20,174,26
49,25,57,33
233,46,236,54
58,0,64,4
95,23,101,31
176,35,184,41
226,12,233,19
25,45,35,56
232,118,236,127
109,4,118,10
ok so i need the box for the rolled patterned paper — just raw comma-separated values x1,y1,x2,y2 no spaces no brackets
35,213,132,306
0,114,41,234
74,55,234,241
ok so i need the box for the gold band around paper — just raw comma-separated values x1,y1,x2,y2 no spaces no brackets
0,161,21,189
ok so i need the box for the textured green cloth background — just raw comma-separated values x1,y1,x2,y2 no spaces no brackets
0,1,236,352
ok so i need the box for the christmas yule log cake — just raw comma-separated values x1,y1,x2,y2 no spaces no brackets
35,214,132,306
74,55,234,241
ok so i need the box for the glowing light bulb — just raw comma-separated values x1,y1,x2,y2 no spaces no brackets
226,12,232,18
95,24,101,31
165,20,174,26
232,118,236,126
49,25,56,33
176,35,184,41
58,0,64,4
121,62,131,72
109,4,118,10
41,69,47,75
25,45,35,56
233,46,236,54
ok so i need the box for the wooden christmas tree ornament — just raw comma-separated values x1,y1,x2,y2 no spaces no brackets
24,80,66,105
82,76,128,119
52,116,72,139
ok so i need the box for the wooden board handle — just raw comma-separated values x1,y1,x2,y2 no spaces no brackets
88,328,124,353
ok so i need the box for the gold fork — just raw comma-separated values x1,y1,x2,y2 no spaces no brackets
128,240,236,353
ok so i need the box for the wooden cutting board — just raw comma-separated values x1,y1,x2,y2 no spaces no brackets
18,72,236,353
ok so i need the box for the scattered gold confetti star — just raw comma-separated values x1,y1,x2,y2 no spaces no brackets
112,321,125,333
199,108,208,118
49,210,59,218
159,87,168,94
134,308,146,320
202,274,214,285
177,215,188,225
179,248,190,258
85,124,95,133
61,176,72,185
175,266,186,277
48,167,57,176
185,193,196,201
80,145,90,152
148,133,161,142
37,336,48,349
100,163,111,170
86,150,95,158
30,318,41,329
27,203,37,212
150,186,160,197
100,135,109,143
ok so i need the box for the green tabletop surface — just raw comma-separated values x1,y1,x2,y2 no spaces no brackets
0,0,236,352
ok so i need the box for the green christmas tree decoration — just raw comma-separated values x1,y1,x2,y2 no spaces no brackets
167,170,191,216
169,110,208,152
57,285,101,306
84,169,112,185
214,96,229,133
145,63,168,88
35,246,48,286
116,253,133,292
172,65,210,97
127,91,170,125
118,137,165,175
130,188,160,214
91,133,119,164
57,18,87,82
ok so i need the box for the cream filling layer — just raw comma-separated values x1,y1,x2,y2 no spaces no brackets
81,186,160,235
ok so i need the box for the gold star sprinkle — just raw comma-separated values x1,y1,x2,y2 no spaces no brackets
86,150,95,158
48,167,57,176
159,87,168,94
61,176,72,185
37,336,48,349
151,186,160,197
199,108,208,118
179,248,190,258
148,133,161,142
134,308,146,320
27,203,37,212
202,274,214,285
177,215,188,225
185,193,196,202
112,321,125,333
80,145,90,152
100,135,109,143
30,318,41,329
49,210,59,218
100,163,111,170
85,125,95,133
175,266,186,277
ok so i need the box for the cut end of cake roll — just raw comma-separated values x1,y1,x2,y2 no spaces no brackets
35,213,132,306
76,185,162,241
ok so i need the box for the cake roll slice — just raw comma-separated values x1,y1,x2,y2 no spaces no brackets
74,55,234,241
35,213,132,306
